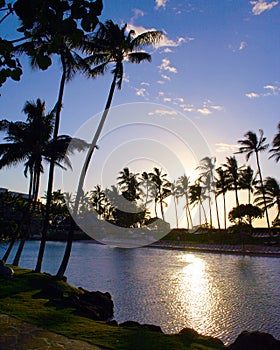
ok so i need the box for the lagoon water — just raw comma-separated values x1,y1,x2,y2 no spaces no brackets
2,240,280,345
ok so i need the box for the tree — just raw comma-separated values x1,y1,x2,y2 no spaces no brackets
189,181,207,226
254,177,280,222
239,165,257,205
56,21,161,279
215,167,229,230
149,167,171,221
269,122,280,162
177,174,193,230
139,171,153,210
197,157,217,229
223,156,241,207
117,167,140,202
237,130,270,227
228,204,263,226
170,180,180,228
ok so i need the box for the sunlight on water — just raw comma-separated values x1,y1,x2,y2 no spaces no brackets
4,241,280,345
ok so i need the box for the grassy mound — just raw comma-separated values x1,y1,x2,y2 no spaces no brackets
0,267,225,350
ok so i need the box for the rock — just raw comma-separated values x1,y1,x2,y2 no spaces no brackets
66,290,114,321
119,320,163,333
0,260,14,279
42,283,64,300
106,320,118,326
228,331,280,350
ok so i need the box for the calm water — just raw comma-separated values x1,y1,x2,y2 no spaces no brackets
2,240,280,345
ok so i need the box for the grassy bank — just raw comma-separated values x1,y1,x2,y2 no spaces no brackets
0,267,225,350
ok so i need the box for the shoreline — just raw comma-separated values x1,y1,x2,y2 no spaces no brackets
147,241,280,258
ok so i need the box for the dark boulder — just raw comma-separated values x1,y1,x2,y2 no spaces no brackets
0,260,14,279
42,283,64,300
228,331,280,350
119,320,163,333
65,290,114,321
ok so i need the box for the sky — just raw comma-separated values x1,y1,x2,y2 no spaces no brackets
0,0,279,227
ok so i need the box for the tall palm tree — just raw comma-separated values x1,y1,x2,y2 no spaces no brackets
237,130,270,227
269,122,280,162
223,156,240,208
197,157,216,229
189,181,207,226
149,167,171,221
117,167,140,202
56,22,161,279
239,165,257,205
170,180,180,228
215,167,229,230
177,174,193,230
254,177,280,222
139,171,153,209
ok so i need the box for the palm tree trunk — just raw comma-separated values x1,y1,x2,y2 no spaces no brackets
12,236,26,266
186,200,193,229
255,151,270,228
223,193,227,230
35,57,67,273
2,232,18,262
185,206,189,230
154,200,158,217
174,197,178,228
199,204,201,226
215,195,221,230
208,196,212,228
56,72,118,280
160,195,165,221
200,200,208,225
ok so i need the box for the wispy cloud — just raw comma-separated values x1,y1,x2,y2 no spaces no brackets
197,107,212,115
158,58,177,73
246,92,260,99
126,23,193,50
246,83,280,98
155,0,169,10
250,0,278,15
141,82,150,86
148,108,178,116
131,8,144,21
216,143,239,153
161,74,171,81
135,88,148,97
239,41,247,50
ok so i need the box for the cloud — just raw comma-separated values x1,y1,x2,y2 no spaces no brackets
246,92,260,98
157,80,165,84
155,0,169,10
246,83,280,98
216,143,239,153
250,0,278,15
197,107,212,115
211,105,223,111
163,97,172,102
158,58,177,73
163,48,173,53
135,88,148,97
141,82,150,86
239,41,247,50
161,74,171,80
131,8,144,20
148,109,178,116
126,23,193,50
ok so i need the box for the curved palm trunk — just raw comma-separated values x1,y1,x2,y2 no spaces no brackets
35,58,67,273
208,196,213,228
187,204,193,229
159,195,165,221
255,151,270,228
2,232,18,262
200,200,208,225
154,199,158,217
185,205,190,230
56,73,118,280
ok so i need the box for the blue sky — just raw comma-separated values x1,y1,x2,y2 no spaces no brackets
0,0,279,227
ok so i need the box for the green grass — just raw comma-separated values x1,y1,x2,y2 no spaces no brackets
0,267,225,350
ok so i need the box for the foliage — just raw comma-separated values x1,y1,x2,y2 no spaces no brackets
269,122,280,162
228,204,263,225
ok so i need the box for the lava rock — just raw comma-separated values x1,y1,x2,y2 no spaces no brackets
228,331,280,350
0,260,14,279
119,320,163,333
42,283,64,300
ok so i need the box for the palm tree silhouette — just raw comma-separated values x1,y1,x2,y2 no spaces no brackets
237,130,270,227
239,165,257,205
56,22,161,279
223,156,241,208
269,123,280,162
170,180,180,228
117,167,140,202
149,167,171,221
254,177,280,223
177,174,193,230
215,167,229,230
189,181,207,226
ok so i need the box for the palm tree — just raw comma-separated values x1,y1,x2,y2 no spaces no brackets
56,22,161,279
254,177,280,222
189,181,207,226
269,122,280,162
149,167,171,221
170,180,180,228
197,157,217,229
177,174,193,230
117,167,140,202
223,156,241,208
139,171,153,209
215,167,229,230
239,165,257,205
237,130,270,227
